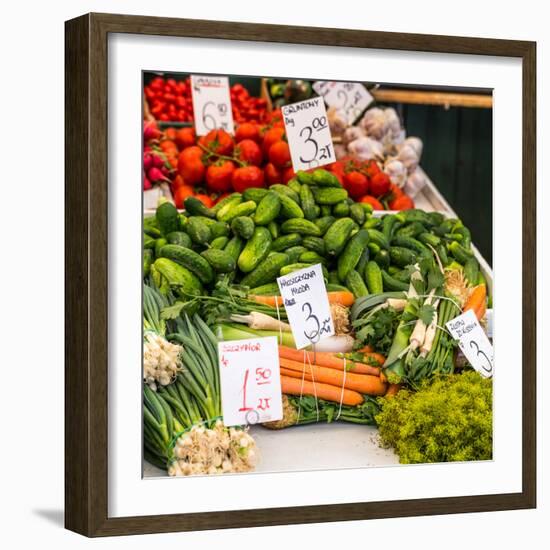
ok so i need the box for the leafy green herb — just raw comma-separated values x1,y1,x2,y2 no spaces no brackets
353,306,400,354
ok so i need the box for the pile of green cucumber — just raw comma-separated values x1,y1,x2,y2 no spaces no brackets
143,169,485,301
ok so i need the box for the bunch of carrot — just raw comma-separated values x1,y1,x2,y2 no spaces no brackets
250,291,355,308
277,346,389,406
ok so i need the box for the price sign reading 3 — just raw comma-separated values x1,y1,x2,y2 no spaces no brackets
277,263,334,349
313,81,374,124
218,336,282,427
282,97,336,172
446,309,494,378
190,75,235,136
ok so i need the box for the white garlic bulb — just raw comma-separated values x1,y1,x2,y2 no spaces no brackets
347,136,384,161
404,167,428,198
359,107,388,139
384,159,407,187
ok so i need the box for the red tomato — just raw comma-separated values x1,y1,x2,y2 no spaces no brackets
343,171,369,199
389,183,404,199
235,139,262,166
264,162,282,185
177,146,205,185
364,159,382,179
164,127,177,140
194,193,214,208
173,185,195,209
262,127,285,155
268,140,291,169
205,160,235,193
171,174,186,192
175,127,196,150
198,129,234,156
235,122,261,143
370,172,391,197
282,166,296,184
360,195,384,210
232,166,265,193
159,140,178,155
389,195,415,210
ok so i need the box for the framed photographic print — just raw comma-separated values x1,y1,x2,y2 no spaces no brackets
65,12,536,537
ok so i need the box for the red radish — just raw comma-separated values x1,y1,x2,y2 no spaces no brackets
143,120,161,141
152,154,165,168
143,153,153,171
143,175,152,190
148,167,170,183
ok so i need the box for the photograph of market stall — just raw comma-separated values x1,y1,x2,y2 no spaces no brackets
142,72,493,477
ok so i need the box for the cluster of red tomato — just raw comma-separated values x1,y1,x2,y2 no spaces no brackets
157,112,298,208
144,76,268,124
326,158,414,211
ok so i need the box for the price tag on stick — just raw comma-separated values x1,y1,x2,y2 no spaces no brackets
218,337,283,427
277,264,334,350
282,97,336,172
313,81,374,124
190,75,234,136
446,309,494,378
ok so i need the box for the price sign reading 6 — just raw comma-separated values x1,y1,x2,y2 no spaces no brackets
191,75,234,136
282,98,336,172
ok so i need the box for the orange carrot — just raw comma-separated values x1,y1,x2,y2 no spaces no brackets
250,291,355,308
357,345,374,353
280,375,364,406
385,383,402,397
279,358,387,396
464,284,487,320
278,345,384,374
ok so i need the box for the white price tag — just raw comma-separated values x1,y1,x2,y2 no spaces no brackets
281,97,336,172
190,75,234,136
218,337,282,427
446,309,494,378
277,264,334,350
313,81,373,124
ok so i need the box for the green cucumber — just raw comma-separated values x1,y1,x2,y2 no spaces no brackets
373,249,390,270
464,256,480,286
280,219,322,236
152,258,203,299
337,229,370,281
211,192,242,215
253,192,281,225
367,229,390,250
240,253,290,288
314,215,336,235
381,270,409,291
395,222,426,238
295,170,314,185
332,201,350,217
363,217,381,229
389,246,417,268
320,205,332,217
184,196,215,218
311,169,341,187
299,251,326,265
224,235,245,263
237,227,272,273
215,195,244,221
345,270,369,298
186,217,211,245
349,203,366,226
242,187,268,204
156,202,179,236
210,236,229,250
270,184,300,203
143,249,154,277
300,184,318,220
287,178,302,195
313,187,348,205
200,248,236,273
324,217,355,257
267,221,279,239
159,244,214,283
249,282,281,295
144,234,156,250
272,233,303,251
392,235,430,257
155,237,167,258
278,193,305,219
448,241,473,264
285,246,307,263
364,261,383,294
302,236,326,256
356,247,370,276
231,216,255,239
166,231,192,249
218,200,257,223
418,232,441,247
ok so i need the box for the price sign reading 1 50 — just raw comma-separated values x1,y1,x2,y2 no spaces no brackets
282,98,336,172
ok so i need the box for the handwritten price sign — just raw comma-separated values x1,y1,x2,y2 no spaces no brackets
190,75,235,136
282,97,336,172
313,81,373,124
446,309,494,378
218,337,282,427
277,264,334,349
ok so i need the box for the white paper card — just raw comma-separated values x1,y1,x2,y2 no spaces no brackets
282,97,336,172
277,264,334,349
313,81,374,124
190,75,235,136
218,337,282,427
446,309,494,378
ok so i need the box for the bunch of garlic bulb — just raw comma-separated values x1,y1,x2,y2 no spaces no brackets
347,136,384,161
168,421,258,476
327,106,348,136
403,167,428,198
384,159,408,187
143,331,183,390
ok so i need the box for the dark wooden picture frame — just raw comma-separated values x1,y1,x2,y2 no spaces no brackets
65,12,536,537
